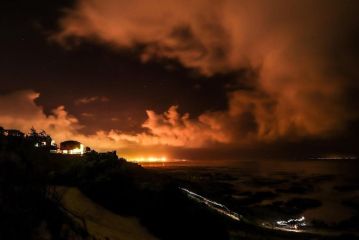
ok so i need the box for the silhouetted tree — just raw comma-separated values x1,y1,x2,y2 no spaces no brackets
27,128,54,149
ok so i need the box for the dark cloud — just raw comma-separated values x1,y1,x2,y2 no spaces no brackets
75,96,109,105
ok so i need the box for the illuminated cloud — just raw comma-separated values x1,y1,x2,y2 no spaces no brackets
54,0,359,141
0,90,80,141
141,106,230,147
0,91,230,159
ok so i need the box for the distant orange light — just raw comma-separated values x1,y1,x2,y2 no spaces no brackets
129,156,167,163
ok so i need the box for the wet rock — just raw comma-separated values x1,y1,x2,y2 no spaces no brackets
276,184,314,194
334,184,359,193
232,191,278,206
342,196,359,211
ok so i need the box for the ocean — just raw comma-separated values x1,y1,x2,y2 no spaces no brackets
141,158,359,231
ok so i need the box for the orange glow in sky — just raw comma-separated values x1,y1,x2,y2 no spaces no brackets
128,156,167,163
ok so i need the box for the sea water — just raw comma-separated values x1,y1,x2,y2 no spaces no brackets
142,158,359,228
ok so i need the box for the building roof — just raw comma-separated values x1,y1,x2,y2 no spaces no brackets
60,140,82,150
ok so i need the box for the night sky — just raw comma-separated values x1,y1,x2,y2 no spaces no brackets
1,0,359,160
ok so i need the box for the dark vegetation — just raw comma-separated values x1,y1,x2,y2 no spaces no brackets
0,127,229,240
0,127,88,239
